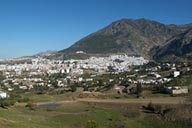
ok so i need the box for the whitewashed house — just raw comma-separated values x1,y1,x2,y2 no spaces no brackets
173,71,180,77
166,86,188,94
0,91,9,99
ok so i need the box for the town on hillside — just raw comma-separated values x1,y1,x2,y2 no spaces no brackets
0,54,191,99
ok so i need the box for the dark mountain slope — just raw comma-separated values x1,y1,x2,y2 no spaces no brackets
57,18,192,59
153,28,192,62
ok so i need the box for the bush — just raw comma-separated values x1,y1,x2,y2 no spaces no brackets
86,120,99,128
0,99,16,108
145,101,155,111
143,102,173,117
163,104,192,125
109,120,126,128
25,102,37,110
70,84,77,92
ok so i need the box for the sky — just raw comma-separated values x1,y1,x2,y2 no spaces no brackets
0,0,191,59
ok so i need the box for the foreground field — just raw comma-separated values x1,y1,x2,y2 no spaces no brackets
0,94,191,128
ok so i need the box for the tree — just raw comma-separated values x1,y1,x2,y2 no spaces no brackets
107,66,115,73
0,99,16,109
70,84,77,92
83,85,89,91
136,83,142,97
51,80,58,88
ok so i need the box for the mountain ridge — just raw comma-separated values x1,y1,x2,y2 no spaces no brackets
56,18,192,60
152,28,192,62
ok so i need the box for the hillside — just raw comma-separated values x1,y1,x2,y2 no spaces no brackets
153,28,192,62
58,18,192,59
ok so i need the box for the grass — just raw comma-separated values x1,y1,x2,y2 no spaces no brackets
0,103,120,128
137,118,187,128
0,93,191,128
0,104,189,128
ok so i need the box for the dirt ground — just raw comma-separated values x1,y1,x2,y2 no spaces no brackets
76,97,187,105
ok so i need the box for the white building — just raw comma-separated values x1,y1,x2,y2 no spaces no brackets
173,71,180,77
0,91,9,99
166,86,188,94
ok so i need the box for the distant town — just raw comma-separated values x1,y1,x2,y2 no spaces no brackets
0,54,146,93
0,53,191,99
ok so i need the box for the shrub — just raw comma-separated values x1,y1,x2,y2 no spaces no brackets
0,99,16,108
143,102,173,117
86,120,99,128
70,84,77,92
109,120,126,128
25,102,37,110
146,101,155,111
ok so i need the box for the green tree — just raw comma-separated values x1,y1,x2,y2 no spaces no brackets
51,80,58,88
0,99,16,109
70,84,77,92
136,83,142,97
108,66,115,73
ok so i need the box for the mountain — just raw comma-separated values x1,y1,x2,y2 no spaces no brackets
152,28,192,62
57,18,192,59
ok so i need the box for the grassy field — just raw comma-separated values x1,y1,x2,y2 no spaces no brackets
0,93,191,128
0,102,119,128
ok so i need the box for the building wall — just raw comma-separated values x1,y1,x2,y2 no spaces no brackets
0,92,8,99
172,88,188,94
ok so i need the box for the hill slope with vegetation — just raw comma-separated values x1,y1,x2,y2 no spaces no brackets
57,18,192,59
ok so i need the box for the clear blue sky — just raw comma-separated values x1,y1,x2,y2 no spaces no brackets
0,0,191,59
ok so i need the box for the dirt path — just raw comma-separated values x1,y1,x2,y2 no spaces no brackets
15,97,187,107
77,97,187,105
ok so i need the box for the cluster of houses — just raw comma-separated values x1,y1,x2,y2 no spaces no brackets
0,55,191,97
0,55,148,76
77,55,148,72
0,55,147,93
